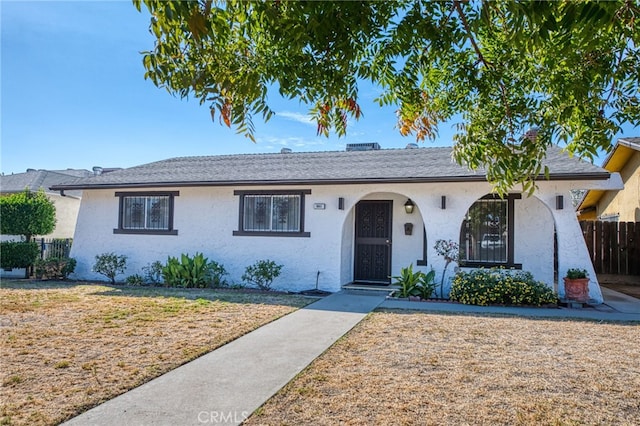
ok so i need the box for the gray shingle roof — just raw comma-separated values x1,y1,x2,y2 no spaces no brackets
50,146,608,190
619,137,640,151
1,169,92,197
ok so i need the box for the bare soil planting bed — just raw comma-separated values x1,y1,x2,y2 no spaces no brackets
0,281,311,426
247,310,640,425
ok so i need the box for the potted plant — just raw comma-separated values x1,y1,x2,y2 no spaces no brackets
563,268,590,303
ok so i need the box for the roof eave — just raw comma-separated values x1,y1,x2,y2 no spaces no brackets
618,138,640,151
50,171,609,191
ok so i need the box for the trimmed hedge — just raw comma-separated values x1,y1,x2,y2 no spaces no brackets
450,268,557,306
0,241,40,269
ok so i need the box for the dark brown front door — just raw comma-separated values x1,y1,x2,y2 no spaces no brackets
354,200,392,284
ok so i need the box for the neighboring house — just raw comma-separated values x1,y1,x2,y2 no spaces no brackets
51,144,622,304
577,137,640,222
0,168,92,278
0,168,94,240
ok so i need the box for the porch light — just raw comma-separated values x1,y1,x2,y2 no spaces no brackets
404,199,415,214
556,195,564,210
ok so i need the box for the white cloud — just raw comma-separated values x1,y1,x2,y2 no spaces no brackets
276,111,315,127
257,135,345,152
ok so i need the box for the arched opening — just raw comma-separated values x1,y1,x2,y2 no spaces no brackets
339,191,426,286
459,193,521,268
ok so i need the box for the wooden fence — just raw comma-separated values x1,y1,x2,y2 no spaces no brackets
580,221,640,275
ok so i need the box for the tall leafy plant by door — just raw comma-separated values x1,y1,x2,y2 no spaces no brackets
434,239,459,298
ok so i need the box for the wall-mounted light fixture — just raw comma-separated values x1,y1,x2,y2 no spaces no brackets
404,223,414,235
338,197,345,210
404,199,415,214
441,195,447,210
556,195,564,210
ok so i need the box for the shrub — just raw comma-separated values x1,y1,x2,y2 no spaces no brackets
34,257,76,280
126,274,145,286
392,265,437,299
392,264,421,298
0,241,40,269
208,260,228,288
93,253,128,284
416,268,437,300
242,260,283,290
161,253,225,288
450,268,557,306
142,261,164,285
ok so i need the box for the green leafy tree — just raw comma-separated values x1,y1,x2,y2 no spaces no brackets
0,189,56,277
134,0,639,193
0,189,56,242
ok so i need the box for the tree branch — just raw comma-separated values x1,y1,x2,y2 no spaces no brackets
453,0,514,140
453,0,492,68
603,45,626,106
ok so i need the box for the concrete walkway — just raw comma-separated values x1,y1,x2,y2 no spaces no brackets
63,292,386,426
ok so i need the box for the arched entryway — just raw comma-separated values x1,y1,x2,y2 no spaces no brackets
340,192,426,286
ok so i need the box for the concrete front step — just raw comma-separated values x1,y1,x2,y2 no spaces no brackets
342,283,397,296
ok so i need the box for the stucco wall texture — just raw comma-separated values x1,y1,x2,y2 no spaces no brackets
70,178,617,304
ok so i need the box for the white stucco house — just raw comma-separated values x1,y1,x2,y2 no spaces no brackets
51,144,622,304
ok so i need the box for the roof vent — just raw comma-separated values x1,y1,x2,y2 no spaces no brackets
405,143,419,149
92,166,103,176
280,147,292,154
346,142,381,151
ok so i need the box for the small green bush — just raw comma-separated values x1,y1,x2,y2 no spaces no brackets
0,241,40,269
242,260,283,290
450,268,557,306
161,253,226,288
35,257,76,280
126,274,146,286
208,260,228,288
142,261,164,285
93,253,127,284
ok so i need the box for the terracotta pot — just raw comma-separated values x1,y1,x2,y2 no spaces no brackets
563,277,590,302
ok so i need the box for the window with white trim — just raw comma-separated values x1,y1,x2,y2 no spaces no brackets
114,191,178,235
233,190,310,237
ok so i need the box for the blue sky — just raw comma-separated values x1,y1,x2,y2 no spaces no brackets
1,1,637,176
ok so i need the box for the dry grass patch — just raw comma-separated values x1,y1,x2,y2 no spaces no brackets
0,281,311,426
247,310,640,426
